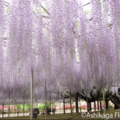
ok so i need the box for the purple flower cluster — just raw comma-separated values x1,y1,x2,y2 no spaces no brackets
0,0,119,104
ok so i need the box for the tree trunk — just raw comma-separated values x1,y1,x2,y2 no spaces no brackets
115,104,119,109
106,100,108,110
90,102,91,111
88,102,91,111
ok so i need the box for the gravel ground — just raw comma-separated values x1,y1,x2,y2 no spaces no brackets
0,109,120,120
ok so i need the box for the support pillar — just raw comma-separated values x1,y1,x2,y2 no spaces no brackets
97,100,99,111
94,101,96,112
86,97,89,112
70,89,72,116
23,99,24,117
79,97,81,113
103,88,105,114
9,92,10,119
75,95,78,113
99,90,102,113
30,68,33,120
2,103,4,118
63,97,65,114
50,94,51,115
45,80,47,119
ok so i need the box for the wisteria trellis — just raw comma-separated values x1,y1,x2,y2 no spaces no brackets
0,0,120,104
